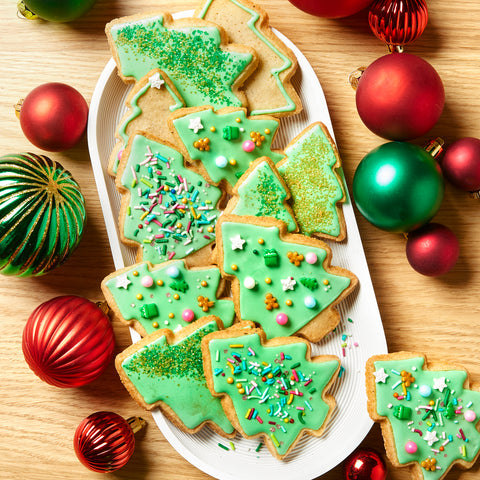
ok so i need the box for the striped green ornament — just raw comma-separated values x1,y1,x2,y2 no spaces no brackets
0,153,86,276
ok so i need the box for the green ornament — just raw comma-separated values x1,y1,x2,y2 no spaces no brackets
352,141,444,233
0,153,86,277
18,0,96,22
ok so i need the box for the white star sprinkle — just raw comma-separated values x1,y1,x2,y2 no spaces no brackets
373,368,389,384
188,117,204,134
424,430,439,446
433,377,448,392
230,234,245,250
281,277,297,291
149,72,165,89
115,274,131,289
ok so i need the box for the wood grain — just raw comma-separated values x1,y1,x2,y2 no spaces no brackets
0,1,479,479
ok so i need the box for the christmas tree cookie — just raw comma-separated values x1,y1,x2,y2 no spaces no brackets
116,133,225,266
224,157,298,232
169,106,284,191
106,12,257,110
214,215,358,342
277,122,347,242
108,69,184,176
366,352,480,480
101,260,235,337
116,316,235,437
195,0,302,117
201,327,340,459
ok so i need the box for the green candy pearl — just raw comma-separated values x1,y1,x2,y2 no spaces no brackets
20,0,96,22
0,153,86,277
353,142,444,233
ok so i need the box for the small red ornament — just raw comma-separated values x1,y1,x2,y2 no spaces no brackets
18,82,88,152
368,0,428,49
344,447,387,480
406,223,460,276
22,296,115,388
355,52,444,140
288,0,373,18
74,412,146,473
441,137,480,194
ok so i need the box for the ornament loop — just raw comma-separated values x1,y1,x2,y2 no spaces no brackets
127,416,147,434
13,99,24,119
349,67,366,91
424,137,444,158
17,1,38,20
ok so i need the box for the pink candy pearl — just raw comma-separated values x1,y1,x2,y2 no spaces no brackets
182,309,195,323
276,313,288,325
405,441,417,454
464,410,477,422
305,252,318,264
242,140,255,152
141,275,154,287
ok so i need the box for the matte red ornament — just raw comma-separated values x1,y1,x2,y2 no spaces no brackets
22,296,115,388
344,447,387,480
288,0,373,18
368,0,428,50
406,223,460,276
19,83,88,152
355,52,444,140
74,412,146,473
441,137,480,194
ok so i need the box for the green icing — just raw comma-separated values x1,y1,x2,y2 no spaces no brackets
232,160,297,232
373,357,480,480
278,124,345,237
110,14,253,109
120,134,223,264
104,261,235,335
122,320,234,433
208,333,338,456
221,221,351,339
197,0,296,115
172,108,283,188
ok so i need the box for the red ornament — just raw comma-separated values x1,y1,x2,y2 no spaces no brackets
22,296,115,388
441,137,480,193
406,223,460,276
288,0,373,18
74,412,146,472
19,82,88,152
355,52,444,140
344,447,387,480
368,0,428,49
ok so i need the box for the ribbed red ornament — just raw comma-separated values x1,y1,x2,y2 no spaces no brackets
74,412,140,473
22,295,115,388
368,0,428,49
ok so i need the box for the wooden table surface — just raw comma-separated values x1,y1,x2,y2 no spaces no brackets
1,1,479,478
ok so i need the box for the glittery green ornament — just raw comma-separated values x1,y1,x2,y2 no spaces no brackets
0,153,86,276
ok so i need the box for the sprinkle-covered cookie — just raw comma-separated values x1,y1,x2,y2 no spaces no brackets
116,316,235,436
224,156,298,232
277,122,347,241
195,0,302,117
366,352,480,480
106,12,257,110
202,327,340,459
214,215,357,342
101,260,235,337
116,133,225,265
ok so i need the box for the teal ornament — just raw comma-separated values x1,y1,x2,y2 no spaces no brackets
0,153,86,276
18,0,96,22
353,142,444,233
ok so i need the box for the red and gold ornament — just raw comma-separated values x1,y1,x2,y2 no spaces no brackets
344,447,387,480
22,296,115,388
74,412,146,473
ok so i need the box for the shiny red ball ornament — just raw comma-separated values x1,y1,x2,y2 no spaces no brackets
22,296,115,388
406,223,460,276
441,137,480,193
19,82,88,152
288,0,373,18
74,412,144,472
344,447,387,480
368,0,428,49
356,52,445,141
